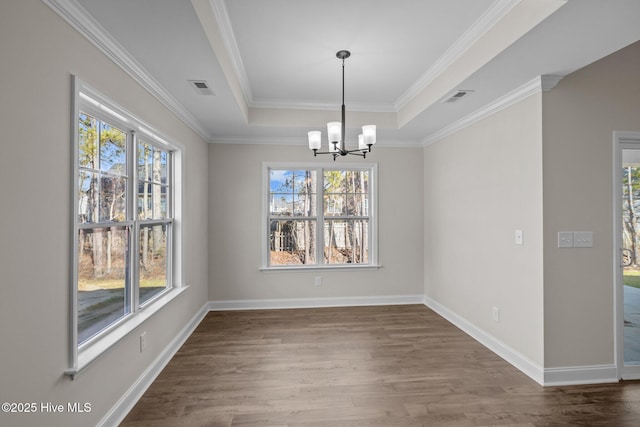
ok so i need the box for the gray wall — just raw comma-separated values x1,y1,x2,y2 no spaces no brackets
423,93,544,366
423,40,640,375
208,143,425,301
0,1,209,426
542,41,640,368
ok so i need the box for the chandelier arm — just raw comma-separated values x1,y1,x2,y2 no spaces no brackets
342,148,367,157
313,147,367,158
313,148,367,156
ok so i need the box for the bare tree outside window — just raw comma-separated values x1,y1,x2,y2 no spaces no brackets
269,170,317,265
267,166,372,267
77,112,129,342
623,166,640,287
76,112,172,344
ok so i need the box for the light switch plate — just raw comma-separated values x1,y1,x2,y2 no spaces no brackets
515,229,523,245
558,232,573,248
573,231,593,248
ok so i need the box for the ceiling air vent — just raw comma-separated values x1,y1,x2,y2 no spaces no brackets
443,89,473,103
189,80,215,96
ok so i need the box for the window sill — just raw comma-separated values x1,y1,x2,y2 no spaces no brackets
260,264,382,272
65,286,188,379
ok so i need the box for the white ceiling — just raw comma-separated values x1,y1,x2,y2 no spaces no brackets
55,0,640,147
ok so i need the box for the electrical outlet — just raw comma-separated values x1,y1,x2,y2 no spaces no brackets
492,307,500,323
314,276,322,286
140,332,147,352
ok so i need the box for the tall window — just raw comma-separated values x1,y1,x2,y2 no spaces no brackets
264,164,377,268
71,79,181,372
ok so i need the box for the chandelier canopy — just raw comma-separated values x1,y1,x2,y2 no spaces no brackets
308,50,376,160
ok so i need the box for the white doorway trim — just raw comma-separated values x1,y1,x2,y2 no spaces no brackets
614,131,640,380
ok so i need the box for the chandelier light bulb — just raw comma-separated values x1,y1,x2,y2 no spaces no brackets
362,125,376,146
327,121,341,144
308,131,321,150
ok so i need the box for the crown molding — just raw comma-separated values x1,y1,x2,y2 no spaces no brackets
210,0,526,116
395,0,522,110
210,135,423,148
211,136,303,145
210,0,253,104
41,0,213,142
540,75,563,91
248,99,398,114
209,0,399,115
422,75,547,146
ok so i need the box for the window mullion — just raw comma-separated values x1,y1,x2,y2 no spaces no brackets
167,151,174,285
70,78,81,371
316,167,324,265
168,151,173,218
166,221,173,288
95,123,102,221
130,131,139,312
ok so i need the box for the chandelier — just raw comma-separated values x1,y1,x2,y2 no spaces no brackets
308,50,376,159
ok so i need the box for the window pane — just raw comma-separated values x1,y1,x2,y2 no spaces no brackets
324,220,369,264
269,170,316,217
324,193,345,216
78,172,127,223
138,142,153,181
138,183,168,219
270,220,316,265
137,143,169,184
270,193,294,216
345,170,369,193
152,147,160,183
324,171,345,217
138,142,170,220
324,170,346,193
78,171,97,224
294,191,315,216
77,226,130,343
324,170,370,217
99,175,127,222
153,149,168,183
139,224,169,305
79,112,99,169
99,122,127,175
347,193,369,216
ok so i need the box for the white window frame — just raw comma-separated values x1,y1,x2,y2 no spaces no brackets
67,76,186,377
261,162,379,270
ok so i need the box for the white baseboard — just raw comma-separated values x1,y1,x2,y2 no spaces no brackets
98,302,210,427
424,296,545,385
209,294,425,311
543,365,618,386
424,296,622,386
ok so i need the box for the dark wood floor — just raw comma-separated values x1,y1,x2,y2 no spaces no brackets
120,305,640,426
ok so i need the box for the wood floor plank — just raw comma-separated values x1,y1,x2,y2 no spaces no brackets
120,305,640,426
